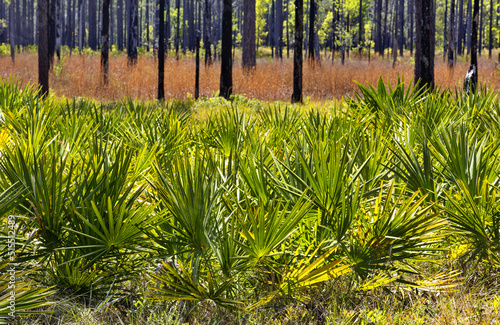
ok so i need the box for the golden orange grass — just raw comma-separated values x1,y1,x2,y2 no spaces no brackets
2,51,500,102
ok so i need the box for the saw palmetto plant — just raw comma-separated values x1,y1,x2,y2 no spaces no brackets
2,76,500,322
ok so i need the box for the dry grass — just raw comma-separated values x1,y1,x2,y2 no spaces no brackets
2,50,500,101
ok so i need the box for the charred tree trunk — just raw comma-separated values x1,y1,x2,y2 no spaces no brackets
479,0,483,55
204,0,212,64
117,0,124,50
291,0,303,103
89,0,97,49
101,0,110,84
308,0,315,60
458,0,464,54
219,0,232,99
127,0,138,64
410,0,414,54
375,0,382,54
444,0,448,60
9,0,14,63
448,0,455,66
38,0,49,97
195,36,200,99
358,0,362,55
489,0,493,58
399,0,404,56
48,0,56,66
158,0,164,100
465,0,479,93
414,0,435,90
275,0,283,58
242,0,256,68
78,0,84,51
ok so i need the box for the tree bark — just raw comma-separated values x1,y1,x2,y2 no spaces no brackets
448,0,455,66
479,0,483,55
78,0,84,51
466,0,472,54
9,0,14,63
489,0,493,58
117,0,124,50
399,0,404,56
308,0,315,60
414,0,435,90
466,0,479,93
219,0,232,99
375,0,382,54
158,0,164,100
291,0,303,103
204,0,212,64
275,0,283,58
444,0,448,60
458,0,464,54
38,0,49,97
89,0,97,49
127,0,138,63
358,0,363,55
102,0,110,84
242,0,256,68
195,36,200,99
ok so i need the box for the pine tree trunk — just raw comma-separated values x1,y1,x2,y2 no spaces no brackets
102,0,110,84
444,0,448,60
275,0,283,58
242,0,256,68
466,0,472,54
448,0,455,66
220,0,232,99
48,0,56,66
89,0,97,49
158,0,164,100
468,0,479,92
38,0,49,97
78,0,84,51
376,0,382,54
458,0,464,54
358,0,362,55
399,0,404,56
204,0,212,64
410,0,414,54
9,0,14,63
308,0,315,60
479,0,483,55
291,0,303,103
414,0,435,90
489,0,493,58
127,0,138,63
117,0,123,50
382,0,388,57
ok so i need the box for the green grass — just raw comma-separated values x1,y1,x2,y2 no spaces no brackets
1,76,500,324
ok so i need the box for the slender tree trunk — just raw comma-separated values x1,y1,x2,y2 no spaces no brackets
219,0,232,99
275,0,283,58
358,0,362,55
158,0,164,100
175,0,180,58
146,0,149,51
479,0,483,55
399,0,404,56
286,0,289,58
444,0,448,60
79,0,84,51
376,0,382,54
467,0,479,93
101,0,110,84
448,0,455,66
414,0,435,90
458,0,464,54
308,0,315,60
204,0,212,64
9,0,14,63
48,0,56,66
291,0,303,103
382,0,388,57
466,0,472,54
242,0,256,68
489,0,493,58
410,0,414,54
195,36,200,99
89,0,97,49
117,0,123,50
38,0,49,97
127,0,138,63
393,0,398,65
